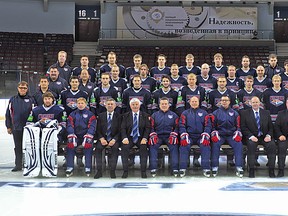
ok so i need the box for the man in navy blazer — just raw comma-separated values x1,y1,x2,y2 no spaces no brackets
120,97,150,178
240,96,277,178
94,98,121,179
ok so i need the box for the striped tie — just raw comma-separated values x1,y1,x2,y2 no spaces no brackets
132,113,138,143
255,111,261,137
107,113,112,142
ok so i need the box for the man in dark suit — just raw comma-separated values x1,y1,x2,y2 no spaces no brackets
94,98,121,179
120,97,150,178
240,96,277,178
274,98,288,177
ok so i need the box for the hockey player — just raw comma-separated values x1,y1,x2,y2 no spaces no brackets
170,64,187,92
125,54,142,83
179,53,201,79
263,74,288,122
58,76,88,116
33,76,57,106
253,65,272,93
178,96,212,177
66,97,97,177
265,54,284,79
209,53,228,79
226,65,244,93
122,74,152,114
72,55,97,83
47,50,72,83
236,55,256,81
210,95,244,177
110,65,128,94
5,81,35,172
150,54,170,83
99,51,125,78
24,92,66,177
90,72,121,115
139,64,157,93
149,97,179,177
197,63,217,93
151,75,178,114
47,66,69,100
78,69,96,99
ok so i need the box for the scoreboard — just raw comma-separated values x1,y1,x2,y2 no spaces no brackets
76,5,100,20
274,6,288,21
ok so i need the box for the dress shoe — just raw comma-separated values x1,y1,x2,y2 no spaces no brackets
249,168,255,178
11,166,22,172
122,171,128,178
110,170,116,179
277,169,284,178
269,168,276,178
94,171,103,179
141,171,147,178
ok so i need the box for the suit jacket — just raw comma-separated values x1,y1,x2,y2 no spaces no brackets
121,111,150,141
274,109,288,139
240,108,274,139
96,111,121,141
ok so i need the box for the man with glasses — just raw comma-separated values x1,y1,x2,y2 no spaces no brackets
5,81,35,171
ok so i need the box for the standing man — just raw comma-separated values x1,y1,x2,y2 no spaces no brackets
240,96,277,178
120,98,150,178
236,55,256,81
99,51,125,78
72,55,97,83
125,54,142,83
47,66,69,100
149,97,179,177
33,76,57,106
179,53,201,78
150,54,170,83
210,95,244,177
5,81,35,171
94,98,121,179
265,54,284,79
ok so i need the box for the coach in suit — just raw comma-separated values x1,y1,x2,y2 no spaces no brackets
94,98,121,179
240,96,277,178
121,97,150,178
274,98,288,177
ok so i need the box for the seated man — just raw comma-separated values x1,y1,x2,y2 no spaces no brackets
94,98,121,179
210,95,243,177
149,97,179,177
66,97,97,177
120,98,150,178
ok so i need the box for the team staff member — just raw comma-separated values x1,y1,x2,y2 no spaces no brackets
94,98,121,179
149,97,179,177
120,98,150,178
5,81,35,171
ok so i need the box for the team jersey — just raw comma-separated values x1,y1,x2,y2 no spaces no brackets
125,67,140,83
150,66,170,83
180,85,205,110
47,61,72,83
236,67,256,81
79,81,95,99
170,76,188,92
110,78,128,94
48,77,69,100
253,76,272,93
208,88,236,112
280,72,288,90
265,65,284,79
226,77,244,93
72,67,97,83
141,77,157,93
197,75,217,92
122,87,151,113
33,89,57,106
209,65,228,79
151,88,178,113
237,88,262,110
99,63,126,78
179,65,201,78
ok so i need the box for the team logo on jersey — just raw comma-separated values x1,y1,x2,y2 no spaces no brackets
87,85,93,89
142,84,150,90
243,96,252,107
64,68,68,71
276,69,280,73
270,96,284,107
38,114,55,119
129,96,144,103
198,112,203,117
168,115,173,119
66,98,77,109
83,114,88,118
229,112,234,116
215,98,221,107
100,96,111,106
56,81,62,85
199,83,213,92
24,99,30,103
154,74,165,82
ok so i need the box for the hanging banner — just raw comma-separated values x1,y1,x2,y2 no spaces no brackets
117,6,257,39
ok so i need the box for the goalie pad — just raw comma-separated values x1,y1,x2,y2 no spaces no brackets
22,126,41,177
41,128,58,177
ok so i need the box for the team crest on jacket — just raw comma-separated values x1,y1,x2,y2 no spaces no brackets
64,68,68,71
198,112,203,117
83,114,88,118
229,112,234,116
24,99,30,103
56,81,62,85
168,115,173,119
270,96,284,107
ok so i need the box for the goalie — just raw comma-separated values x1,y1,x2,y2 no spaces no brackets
23,92,66,177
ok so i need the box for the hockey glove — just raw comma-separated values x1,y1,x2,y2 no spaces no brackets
168,132,178,145
200,132,210,146
211,130,220,143
82,134,94,149
180,133,190,146
67,134,77,149
148,132,158,145
233,130,242,142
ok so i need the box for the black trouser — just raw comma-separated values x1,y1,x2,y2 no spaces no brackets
12,130,24,168
121,138,148,172
247,137,276,169
95,141,119,171
277,140,288,169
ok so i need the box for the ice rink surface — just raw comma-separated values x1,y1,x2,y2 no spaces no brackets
1,120,288,216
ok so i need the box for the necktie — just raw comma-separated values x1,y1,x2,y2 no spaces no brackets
255,111,262,137
132,113,138,143
107,113,112,141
